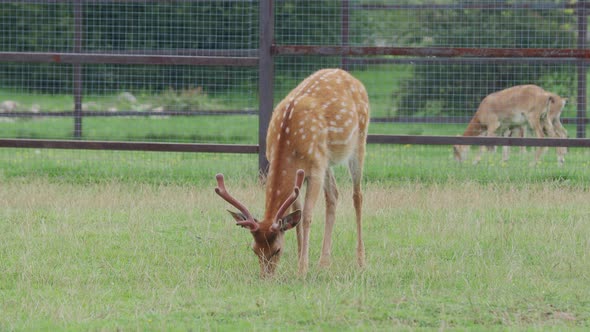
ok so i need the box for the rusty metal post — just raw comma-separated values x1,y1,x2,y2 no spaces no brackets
341,0,350,71
73,0,83,138
258,0,274,175
577,1,588,138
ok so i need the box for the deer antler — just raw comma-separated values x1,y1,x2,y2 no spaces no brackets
215,173,259,232
271,169,305,232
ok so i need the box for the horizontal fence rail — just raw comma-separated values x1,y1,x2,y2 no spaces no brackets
2,136,589,154
0,139,258,154
0,110,257,117
367,136,590,148
0,112,585,126
0,52,258,66
273,46,590,58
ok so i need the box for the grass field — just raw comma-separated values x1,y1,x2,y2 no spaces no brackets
1,175,589,330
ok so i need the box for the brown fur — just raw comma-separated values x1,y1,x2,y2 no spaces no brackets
225,69,370,278
453,85,567,165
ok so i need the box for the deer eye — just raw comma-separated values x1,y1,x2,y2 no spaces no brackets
270,248,281,258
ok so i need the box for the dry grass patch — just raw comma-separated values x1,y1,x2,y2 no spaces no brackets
1,178,588,330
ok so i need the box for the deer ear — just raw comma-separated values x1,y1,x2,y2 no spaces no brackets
277,210,302,232
227,210,248,222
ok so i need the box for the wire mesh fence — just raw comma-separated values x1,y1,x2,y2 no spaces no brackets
1,0,589,181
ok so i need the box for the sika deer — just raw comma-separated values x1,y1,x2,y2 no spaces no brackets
215,69,370,278
453,85,567,165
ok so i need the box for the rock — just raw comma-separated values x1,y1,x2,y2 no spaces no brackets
118,92,137,104
0,100,18,112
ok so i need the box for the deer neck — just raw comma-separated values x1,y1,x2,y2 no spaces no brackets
463,116,484,136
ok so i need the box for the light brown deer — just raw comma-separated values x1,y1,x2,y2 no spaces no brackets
453,85,566,165
503,92,568,165
215,68,370,278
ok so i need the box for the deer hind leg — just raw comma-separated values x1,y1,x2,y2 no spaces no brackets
554,119,568,166
348,144,366,268
545,118,567,166
319,168,338,268
299,169,325,276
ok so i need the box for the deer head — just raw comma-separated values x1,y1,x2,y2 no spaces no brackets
215,169,305,278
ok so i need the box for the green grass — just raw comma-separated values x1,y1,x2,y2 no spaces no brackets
2,141,589,186
0,179,588,330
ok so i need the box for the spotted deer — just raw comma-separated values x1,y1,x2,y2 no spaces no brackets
215,68,370,278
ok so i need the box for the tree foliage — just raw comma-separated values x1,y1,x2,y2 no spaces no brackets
395,6,577,116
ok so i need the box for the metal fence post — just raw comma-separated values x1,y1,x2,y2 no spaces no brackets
577,1,588,138
258,0,274,175
341,0,350,71
73,0,83,138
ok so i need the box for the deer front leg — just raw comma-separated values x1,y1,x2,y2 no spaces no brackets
474,122,500,165
527,113,546,165
299,171,325,276
502,128,512,162
319,168,338,268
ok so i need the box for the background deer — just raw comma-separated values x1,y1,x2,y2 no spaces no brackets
215,68,370,278
453,85,567,165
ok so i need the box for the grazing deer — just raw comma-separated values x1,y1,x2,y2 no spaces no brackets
453,85,567,165
215,69,370,278
542,92,568,165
